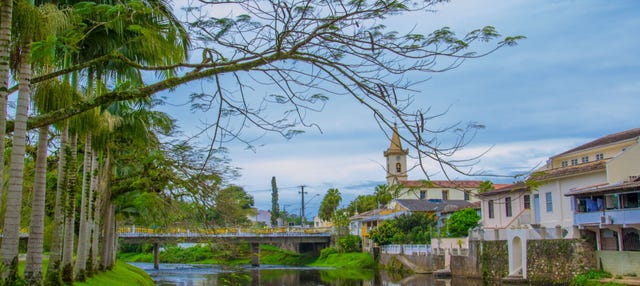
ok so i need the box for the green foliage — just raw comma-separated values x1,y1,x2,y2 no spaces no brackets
311,252,375,269
318,188,341,221
259,244,315,266
73,261,155,286
270,176,279,226
337,235,362,253
572,270,622,286
346,194,378,214
319,247,339,260
369,212,436,245
368,221,400,245
478,180,494,193
445,208,480,237
374,184,393,207
330,209,351,237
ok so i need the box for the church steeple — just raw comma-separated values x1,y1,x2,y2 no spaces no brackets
384,125,409,185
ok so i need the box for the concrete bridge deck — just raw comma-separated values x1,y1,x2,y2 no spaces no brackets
117,226,333,268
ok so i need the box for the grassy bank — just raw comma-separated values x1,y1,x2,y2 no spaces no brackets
16,258,154,286
120,243,375,270
309,250,375,269
120,243,318,266
74,261,155,286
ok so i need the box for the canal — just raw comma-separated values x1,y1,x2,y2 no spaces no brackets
130,262,487,285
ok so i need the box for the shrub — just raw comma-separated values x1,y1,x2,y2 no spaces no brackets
319,247,339,260
337,235,362,253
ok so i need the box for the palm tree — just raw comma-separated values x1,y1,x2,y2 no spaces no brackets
0,0,12,215
24,126,48,284
0,0,42,278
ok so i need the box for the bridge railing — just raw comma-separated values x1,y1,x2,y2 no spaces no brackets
117,226,333,237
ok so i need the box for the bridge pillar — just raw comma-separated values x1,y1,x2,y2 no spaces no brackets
153,243,160,270
250,243,261,267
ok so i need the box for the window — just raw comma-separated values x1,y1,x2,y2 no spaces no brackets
581,156,589,163
419,191,426,200
505,197,512,217
488,200,495,219
395,162,401,172
524,194,531,209
442,190,449,200
571,159,578,166
561,161,568,167
464,191,470,201
545,192,553,212
596,153,604,160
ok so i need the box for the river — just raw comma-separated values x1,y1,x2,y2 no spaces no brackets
130,262,486,286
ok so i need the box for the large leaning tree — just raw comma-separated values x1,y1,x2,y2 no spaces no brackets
12,0,522,179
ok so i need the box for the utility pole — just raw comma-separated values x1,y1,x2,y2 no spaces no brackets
299,185,307,227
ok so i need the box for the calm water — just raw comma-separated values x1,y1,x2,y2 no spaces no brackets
130,262,485,286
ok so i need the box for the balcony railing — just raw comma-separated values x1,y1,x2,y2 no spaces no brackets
574,208,640,225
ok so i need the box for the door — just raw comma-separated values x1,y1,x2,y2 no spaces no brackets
533,194,540,223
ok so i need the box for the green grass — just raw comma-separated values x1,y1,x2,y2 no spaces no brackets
17,258,154,286
309,252,375,269
572,270,625,286
119,243,314,266
260,244,315,266
74,261,154,286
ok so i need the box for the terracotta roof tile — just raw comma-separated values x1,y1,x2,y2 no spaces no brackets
478,182,529,197
399,180,483,189
530,160,607,181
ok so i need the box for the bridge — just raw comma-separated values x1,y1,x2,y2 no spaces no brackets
117,226,333,269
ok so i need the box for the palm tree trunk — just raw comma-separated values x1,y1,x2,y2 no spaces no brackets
100,201,116,270
0,40,31,281
45,122,68,286
25,126,49,284
62,133,78,284
0,0,12,216
96,151,111,271
85,151,98,277
75,133,92,281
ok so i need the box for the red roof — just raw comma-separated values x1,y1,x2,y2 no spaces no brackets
399,180,483,189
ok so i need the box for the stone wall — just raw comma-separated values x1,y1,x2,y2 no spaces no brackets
450,241,481,279
479,240,508,283
526,239,595,285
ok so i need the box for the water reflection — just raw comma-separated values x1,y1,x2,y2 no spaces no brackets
129,263,484,286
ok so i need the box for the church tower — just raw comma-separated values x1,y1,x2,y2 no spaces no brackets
384,125,409,185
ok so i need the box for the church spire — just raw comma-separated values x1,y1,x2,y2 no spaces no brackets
384,125,408,185
388,124,404,153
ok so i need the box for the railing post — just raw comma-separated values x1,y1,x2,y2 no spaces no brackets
153,243,160,270
250,243,261,267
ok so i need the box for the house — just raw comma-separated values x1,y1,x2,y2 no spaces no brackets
478,182,532,230
350,207,405,250
247,209,273,226
566,176,640,252
474,128,640,278
531,128,640,239
384,125,498,202
350,198,477,250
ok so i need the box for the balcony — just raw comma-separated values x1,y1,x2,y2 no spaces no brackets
574,208,640,225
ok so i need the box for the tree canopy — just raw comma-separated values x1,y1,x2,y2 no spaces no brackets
13,0,521,179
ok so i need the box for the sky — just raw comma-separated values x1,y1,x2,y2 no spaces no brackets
161,0,640,219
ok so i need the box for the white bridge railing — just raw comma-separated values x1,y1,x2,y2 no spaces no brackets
117,226,332,238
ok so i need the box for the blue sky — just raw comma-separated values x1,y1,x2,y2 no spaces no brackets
162,0,640,218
